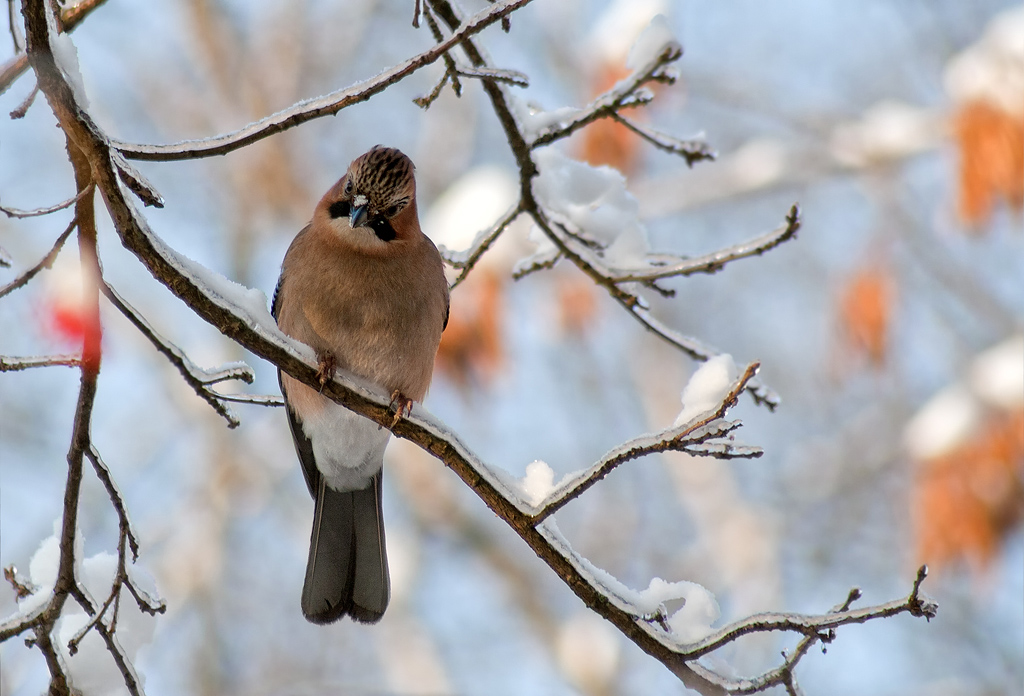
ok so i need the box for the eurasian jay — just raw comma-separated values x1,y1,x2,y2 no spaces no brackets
273,146,449,623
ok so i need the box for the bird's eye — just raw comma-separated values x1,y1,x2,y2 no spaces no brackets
384,203,402,218
328,200,351,219
344,179,353,195
370,218,397,242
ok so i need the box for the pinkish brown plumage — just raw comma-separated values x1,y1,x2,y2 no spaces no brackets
273,146,448,624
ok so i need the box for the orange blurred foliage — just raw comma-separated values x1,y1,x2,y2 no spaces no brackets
556,275,599,336
578,64,642,176
953,100,1024,228
435,268,504,389
913,409,1024,572
838,266,894,367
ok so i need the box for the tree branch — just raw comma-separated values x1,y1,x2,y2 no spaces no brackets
606,205,801,283
110,0,535,162
0,0,108,96
0,214,77,299
101,281,260,428
0,184,93,218
531,362,762,523
529,42,682,148
0,353,82,371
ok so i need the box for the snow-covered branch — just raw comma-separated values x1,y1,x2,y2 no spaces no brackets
529,42,683,148
101,281,273,428
109,0,535,162
530,362,763,523
0,0,106,95
606,204,801,283
0,353,82,371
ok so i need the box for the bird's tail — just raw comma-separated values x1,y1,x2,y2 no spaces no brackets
301,470,390,624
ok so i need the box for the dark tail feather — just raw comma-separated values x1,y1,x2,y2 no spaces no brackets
301,471,390,624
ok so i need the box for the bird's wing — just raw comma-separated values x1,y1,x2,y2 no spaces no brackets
273,263,320,499
283,398,320,499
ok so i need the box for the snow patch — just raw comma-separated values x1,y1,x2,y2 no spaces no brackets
44,4,89,109
590,0,669,65
538,520,719,643
904,384,981,460
674,354,737,427
531,149,650,268
969,333,1024,410
9,526,159,695
626,14,676,72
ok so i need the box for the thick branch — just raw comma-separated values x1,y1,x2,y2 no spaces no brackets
0,0,107,95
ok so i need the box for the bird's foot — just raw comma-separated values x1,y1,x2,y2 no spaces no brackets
316,351,337,393
388,390,414,428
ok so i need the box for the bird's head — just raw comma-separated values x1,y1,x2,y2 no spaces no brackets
317,146,418,250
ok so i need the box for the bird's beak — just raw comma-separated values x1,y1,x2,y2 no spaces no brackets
350,205,369,229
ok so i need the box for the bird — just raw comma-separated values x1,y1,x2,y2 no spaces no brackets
272,146,449,624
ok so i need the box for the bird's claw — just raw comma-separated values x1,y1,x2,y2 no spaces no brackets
316,351,337,393
388,390,414,428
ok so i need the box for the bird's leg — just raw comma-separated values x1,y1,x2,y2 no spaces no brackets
388,390,414,428
316,350,337,393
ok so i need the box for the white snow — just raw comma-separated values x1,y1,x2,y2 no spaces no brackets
905,334,1023,460
969,333,1024,410
497,460,582,509
730,138,788,189
830,101,939,167
626,14,676,72
538,520,719,643
639,578,721,642
16,531,61,616
512,99,583,140
904,384,981,460
531,149,650,268
674,354,738,427
944,4,1024,114
424,166,518,255
590,0,669,65
10,526,159,695
49,22,90,108
556,612,620,689
520,460,556,507
171,250,278,332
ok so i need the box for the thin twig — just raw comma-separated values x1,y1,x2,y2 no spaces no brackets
0,183,93,218
0,0,108,96
111,0,534,162
421,3,461,97
0,354,82,371
101,281,255,428
0,214,77,298
611,113,715,167
607,205,801,282
443,204,522,287
531,363,760,522
529,42,682,148
86,446,140,560
9,79,37,117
